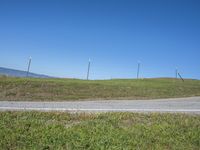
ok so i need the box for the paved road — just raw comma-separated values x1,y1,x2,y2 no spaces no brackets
0,97,200,114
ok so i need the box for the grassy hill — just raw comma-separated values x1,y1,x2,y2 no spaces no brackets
0,112,200,149
0,76,200,101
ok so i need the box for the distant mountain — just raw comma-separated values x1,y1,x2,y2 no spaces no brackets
0,67,53,78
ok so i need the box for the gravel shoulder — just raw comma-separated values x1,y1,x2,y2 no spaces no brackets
0,96,200,114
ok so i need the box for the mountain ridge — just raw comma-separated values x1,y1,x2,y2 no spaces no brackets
0,67,53,78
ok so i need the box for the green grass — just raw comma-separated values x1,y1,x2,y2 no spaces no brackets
0,112,199,149
0,76,200,101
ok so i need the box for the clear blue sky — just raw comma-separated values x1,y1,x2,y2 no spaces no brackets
0,0,200,79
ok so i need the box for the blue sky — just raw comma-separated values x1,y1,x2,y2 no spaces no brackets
0,0,200,79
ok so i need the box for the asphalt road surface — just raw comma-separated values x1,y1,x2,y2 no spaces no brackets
0,97,200,114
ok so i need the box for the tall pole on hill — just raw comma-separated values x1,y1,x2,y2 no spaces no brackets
175,67,178,79
137,61,140,79
87,58,91,80
26,56,32,77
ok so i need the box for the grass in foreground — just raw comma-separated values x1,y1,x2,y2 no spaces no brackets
0,112,200,149
0,76,200,101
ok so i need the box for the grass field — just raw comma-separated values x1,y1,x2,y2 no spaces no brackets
0,111,199,149
0,76,200,101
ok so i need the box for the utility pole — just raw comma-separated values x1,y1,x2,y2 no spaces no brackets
87,58,91,80
137,61,140,79
26,56,32,77
175,67,178,79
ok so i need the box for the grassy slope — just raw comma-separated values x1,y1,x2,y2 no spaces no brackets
0,112,199,149
0,76,200,101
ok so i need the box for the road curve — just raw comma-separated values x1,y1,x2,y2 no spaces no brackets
0,97,200,114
